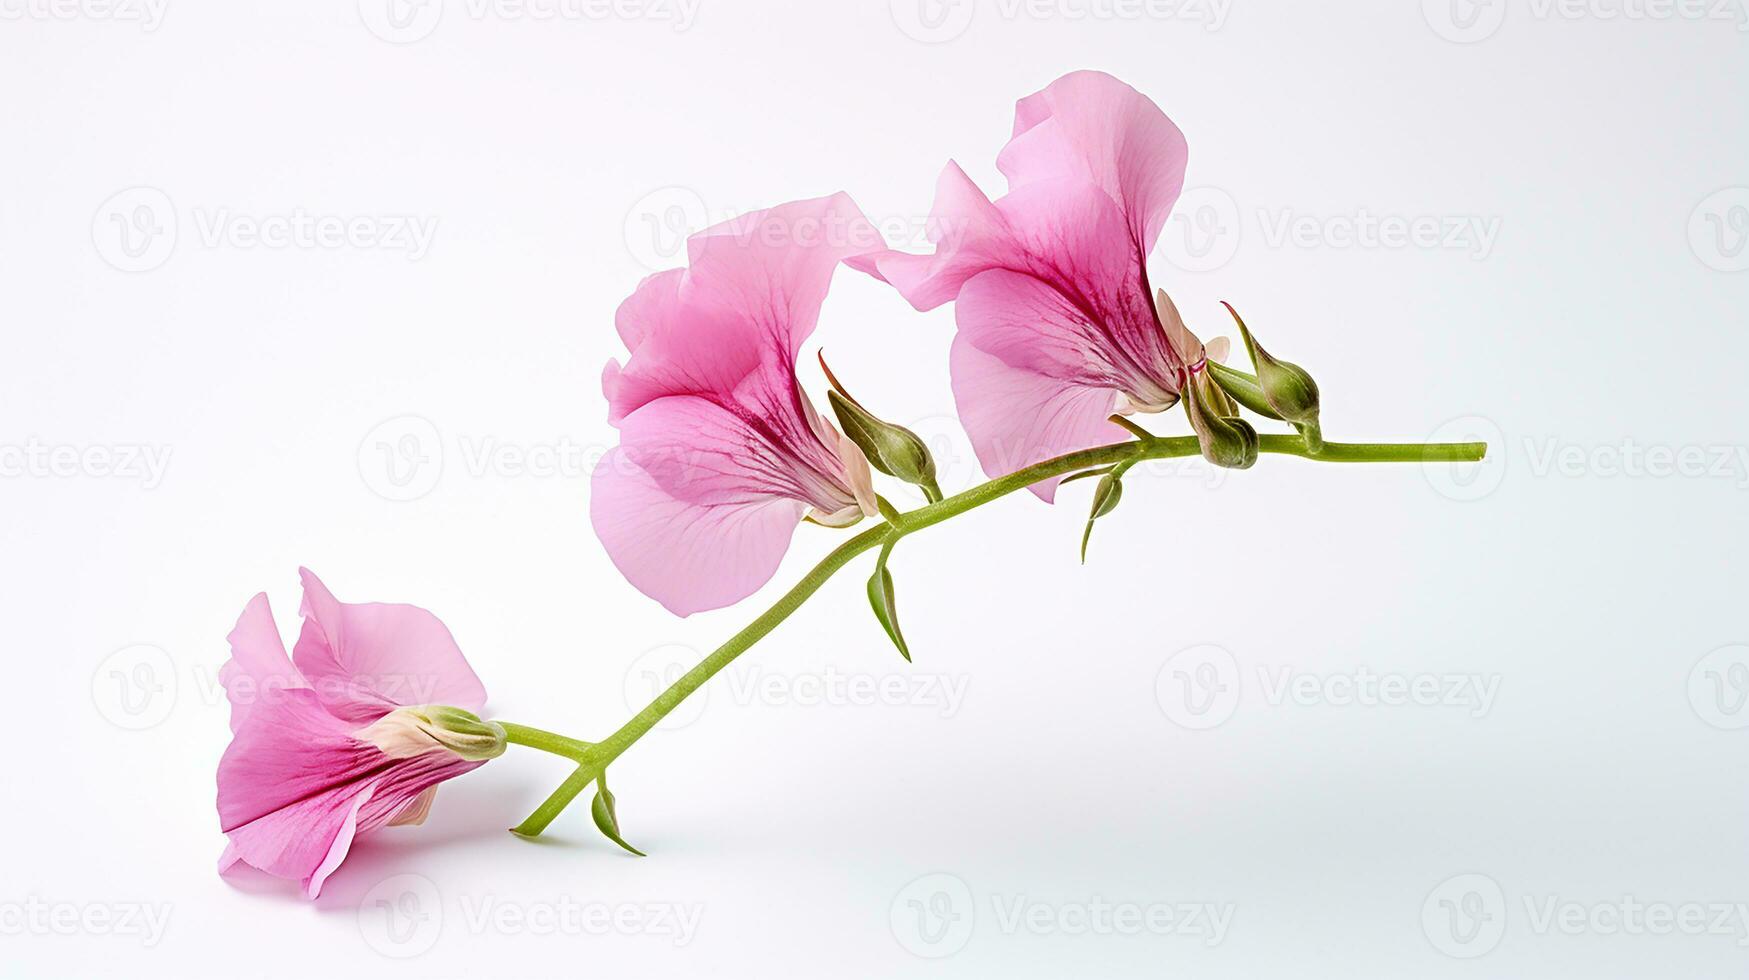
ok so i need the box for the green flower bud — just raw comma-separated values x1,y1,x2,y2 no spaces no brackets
1079,468,1125,563
1223,302,1321,445
356,704,508,762
1183,372,1259,470
819,353,942,501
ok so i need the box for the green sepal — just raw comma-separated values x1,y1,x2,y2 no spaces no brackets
1222,302,1321,447
867,540,911,662
820,355,942,501
1080,469,1125,563
1183,373,1259,470
590,778,646,857
1206,361,1283,421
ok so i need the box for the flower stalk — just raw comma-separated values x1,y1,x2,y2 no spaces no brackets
506,431,1487,838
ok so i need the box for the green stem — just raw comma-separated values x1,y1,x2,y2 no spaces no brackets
500,722,595,763
511,434,1486,835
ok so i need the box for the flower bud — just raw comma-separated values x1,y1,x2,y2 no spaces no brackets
1080,468,1125,562
819,354,942,501
1222,302,1321,448
1183,372,1259,470
357,704,508,762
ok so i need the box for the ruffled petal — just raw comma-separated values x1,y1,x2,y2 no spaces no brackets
614,268,684,352
608,194,881,427
219,593,306,734
591,445,807,617
998,69,1189,254
846,162,1009,311
948,331,1126,502
602,289,766,427
684,192,883,359
291,569,487,722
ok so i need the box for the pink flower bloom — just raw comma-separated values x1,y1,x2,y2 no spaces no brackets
850,70,1215,500
592,193,881,616
216,569,497,899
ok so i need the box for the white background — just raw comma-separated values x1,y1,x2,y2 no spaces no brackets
3,0,1747,976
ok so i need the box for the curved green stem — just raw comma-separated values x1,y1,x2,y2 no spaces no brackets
510,434,1486,835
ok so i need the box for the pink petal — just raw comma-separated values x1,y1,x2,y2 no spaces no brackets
305,781,374,899
684,192,883,358
387,786,438,827
998,70,1189,254
613,268,684,351
608,193,881,426
291,568,487,722
849,169,1180,408
957,181,1173,394
615,394,845,509
603,289,765,426
591,446,807,617
846,162,1008,311
949,331,1126,502
219,592,306,734
217,688,479,897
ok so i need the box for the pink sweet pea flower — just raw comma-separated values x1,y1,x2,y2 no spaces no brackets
592,193,881,616
850,70,1215,500
216,569,500,899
